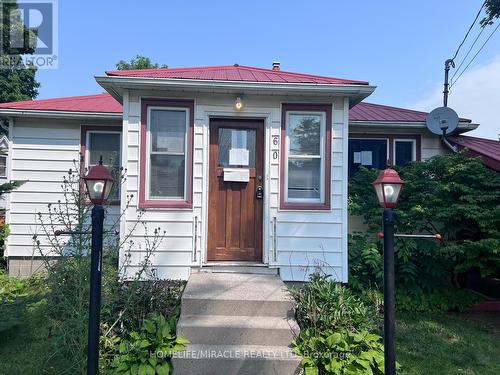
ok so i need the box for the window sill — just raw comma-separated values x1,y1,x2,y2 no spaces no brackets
280,202,331,211
139,200,193,209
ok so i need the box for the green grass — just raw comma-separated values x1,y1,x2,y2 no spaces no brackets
397,311,500,375
0,300,60,375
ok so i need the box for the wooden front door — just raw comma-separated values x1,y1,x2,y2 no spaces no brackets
208,119,264,261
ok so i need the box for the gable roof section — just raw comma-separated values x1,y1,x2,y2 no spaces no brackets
105,65,369,85
0,93,473,125
0,93,122,113
448,135,500,171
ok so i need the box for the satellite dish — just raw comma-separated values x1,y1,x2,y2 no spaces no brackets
426,106,459,135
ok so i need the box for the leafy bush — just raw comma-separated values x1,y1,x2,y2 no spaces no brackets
0,270,46,332
292,274,385,375
291,273,379,333
108,313,188,375
348,152,500,311
293,329,385,375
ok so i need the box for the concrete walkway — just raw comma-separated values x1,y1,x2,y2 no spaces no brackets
173,272,301,375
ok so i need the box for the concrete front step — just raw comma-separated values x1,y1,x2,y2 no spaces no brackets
181,273,294,317
174,272,300,375
172,344,301,375
193,265,279,275
177,314,299,346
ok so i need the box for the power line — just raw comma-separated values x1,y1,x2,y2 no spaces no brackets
451,0,486,61
450,22,500,88
450,25,486,83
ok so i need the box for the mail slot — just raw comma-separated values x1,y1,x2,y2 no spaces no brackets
223,168,250,182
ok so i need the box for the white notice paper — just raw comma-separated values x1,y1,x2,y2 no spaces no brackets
353,152,361,164
229,149,249,166
231,130,247,149
361,151,373,166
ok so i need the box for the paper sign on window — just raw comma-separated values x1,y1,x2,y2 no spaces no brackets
353,152,361,164
361,151,373,166
229,149,249,166
229,130,249,166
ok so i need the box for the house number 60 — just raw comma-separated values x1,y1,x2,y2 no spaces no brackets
272,136,279,160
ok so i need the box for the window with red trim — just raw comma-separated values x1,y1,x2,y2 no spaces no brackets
81,126,122,204
139,99,194,209
281,104,331,210
348,134,421,177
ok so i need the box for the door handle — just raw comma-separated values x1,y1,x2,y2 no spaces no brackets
255,186,263,200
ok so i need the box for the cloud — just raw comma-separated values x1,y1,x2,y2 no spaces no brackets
411,54,500,140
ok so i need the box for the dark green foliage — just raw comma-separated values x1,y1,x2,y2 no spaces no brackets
0,270,46,332
291,274,385,375
482,0,500,26
291,273,379,333
116,55,168,70
107,313,188,375
348,152,500,311
0,0,40,102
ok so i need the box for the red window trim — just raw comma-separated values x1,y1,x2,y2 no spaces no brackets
139,98,194,209
280,103,332,211
348,133,422,165
81,125,122,206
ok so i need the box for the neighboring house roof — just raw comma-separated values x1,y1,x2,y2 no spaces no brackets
0,93,122,113
350,102,472,123
105,65,369,85
448,135,500,171
0,93,475,126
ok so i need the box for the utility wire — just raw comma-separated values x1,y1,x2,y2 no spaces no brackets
450,25,486,84
450,0,486,61
450,22,500,88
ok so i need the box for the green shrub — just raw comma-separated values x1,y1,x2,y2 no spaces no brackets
293,329,385,375
0,270,46,332
348,152,500,312
291,273,379,333
108,313,188,375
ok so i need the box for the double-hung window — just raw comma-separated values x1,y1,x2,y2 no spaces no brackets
83,127,122,203
0,155,6,178
281,104,331,210
140,99,194,209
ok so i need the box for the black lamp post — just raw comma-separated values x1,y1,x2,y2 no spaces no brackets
82,158,114,375
372,168,405,375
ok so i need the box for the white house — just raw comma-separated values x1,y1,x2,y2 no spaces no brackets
0,64,477,279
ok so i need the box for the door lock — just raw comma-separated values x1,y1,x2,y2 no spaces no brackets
255,186,264,200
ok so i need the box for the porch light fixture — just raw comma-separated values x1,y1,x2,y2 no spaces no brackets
372,168,404,208
82,157,114,204
235,96,243,110
372,167,405,375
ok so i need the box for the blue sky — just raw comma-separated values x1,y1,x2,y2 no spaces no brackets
37,0,500,139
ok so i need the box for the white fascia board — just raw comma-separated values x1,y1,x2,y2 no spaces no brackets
0,109,122,120
96,76,376,103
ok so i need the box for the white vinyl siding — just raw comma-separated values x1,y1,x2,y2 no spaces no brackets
6,119,121,260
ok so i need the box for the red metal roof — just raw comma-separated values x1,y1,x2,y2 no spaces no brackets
0,93,472,124
350,101,471,123
105,65,369,85
0,93,122,113
448,135,500,171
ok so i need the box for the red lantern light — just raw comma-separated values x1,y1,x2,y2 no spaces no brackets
372,168,405,209
82,158,114,205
